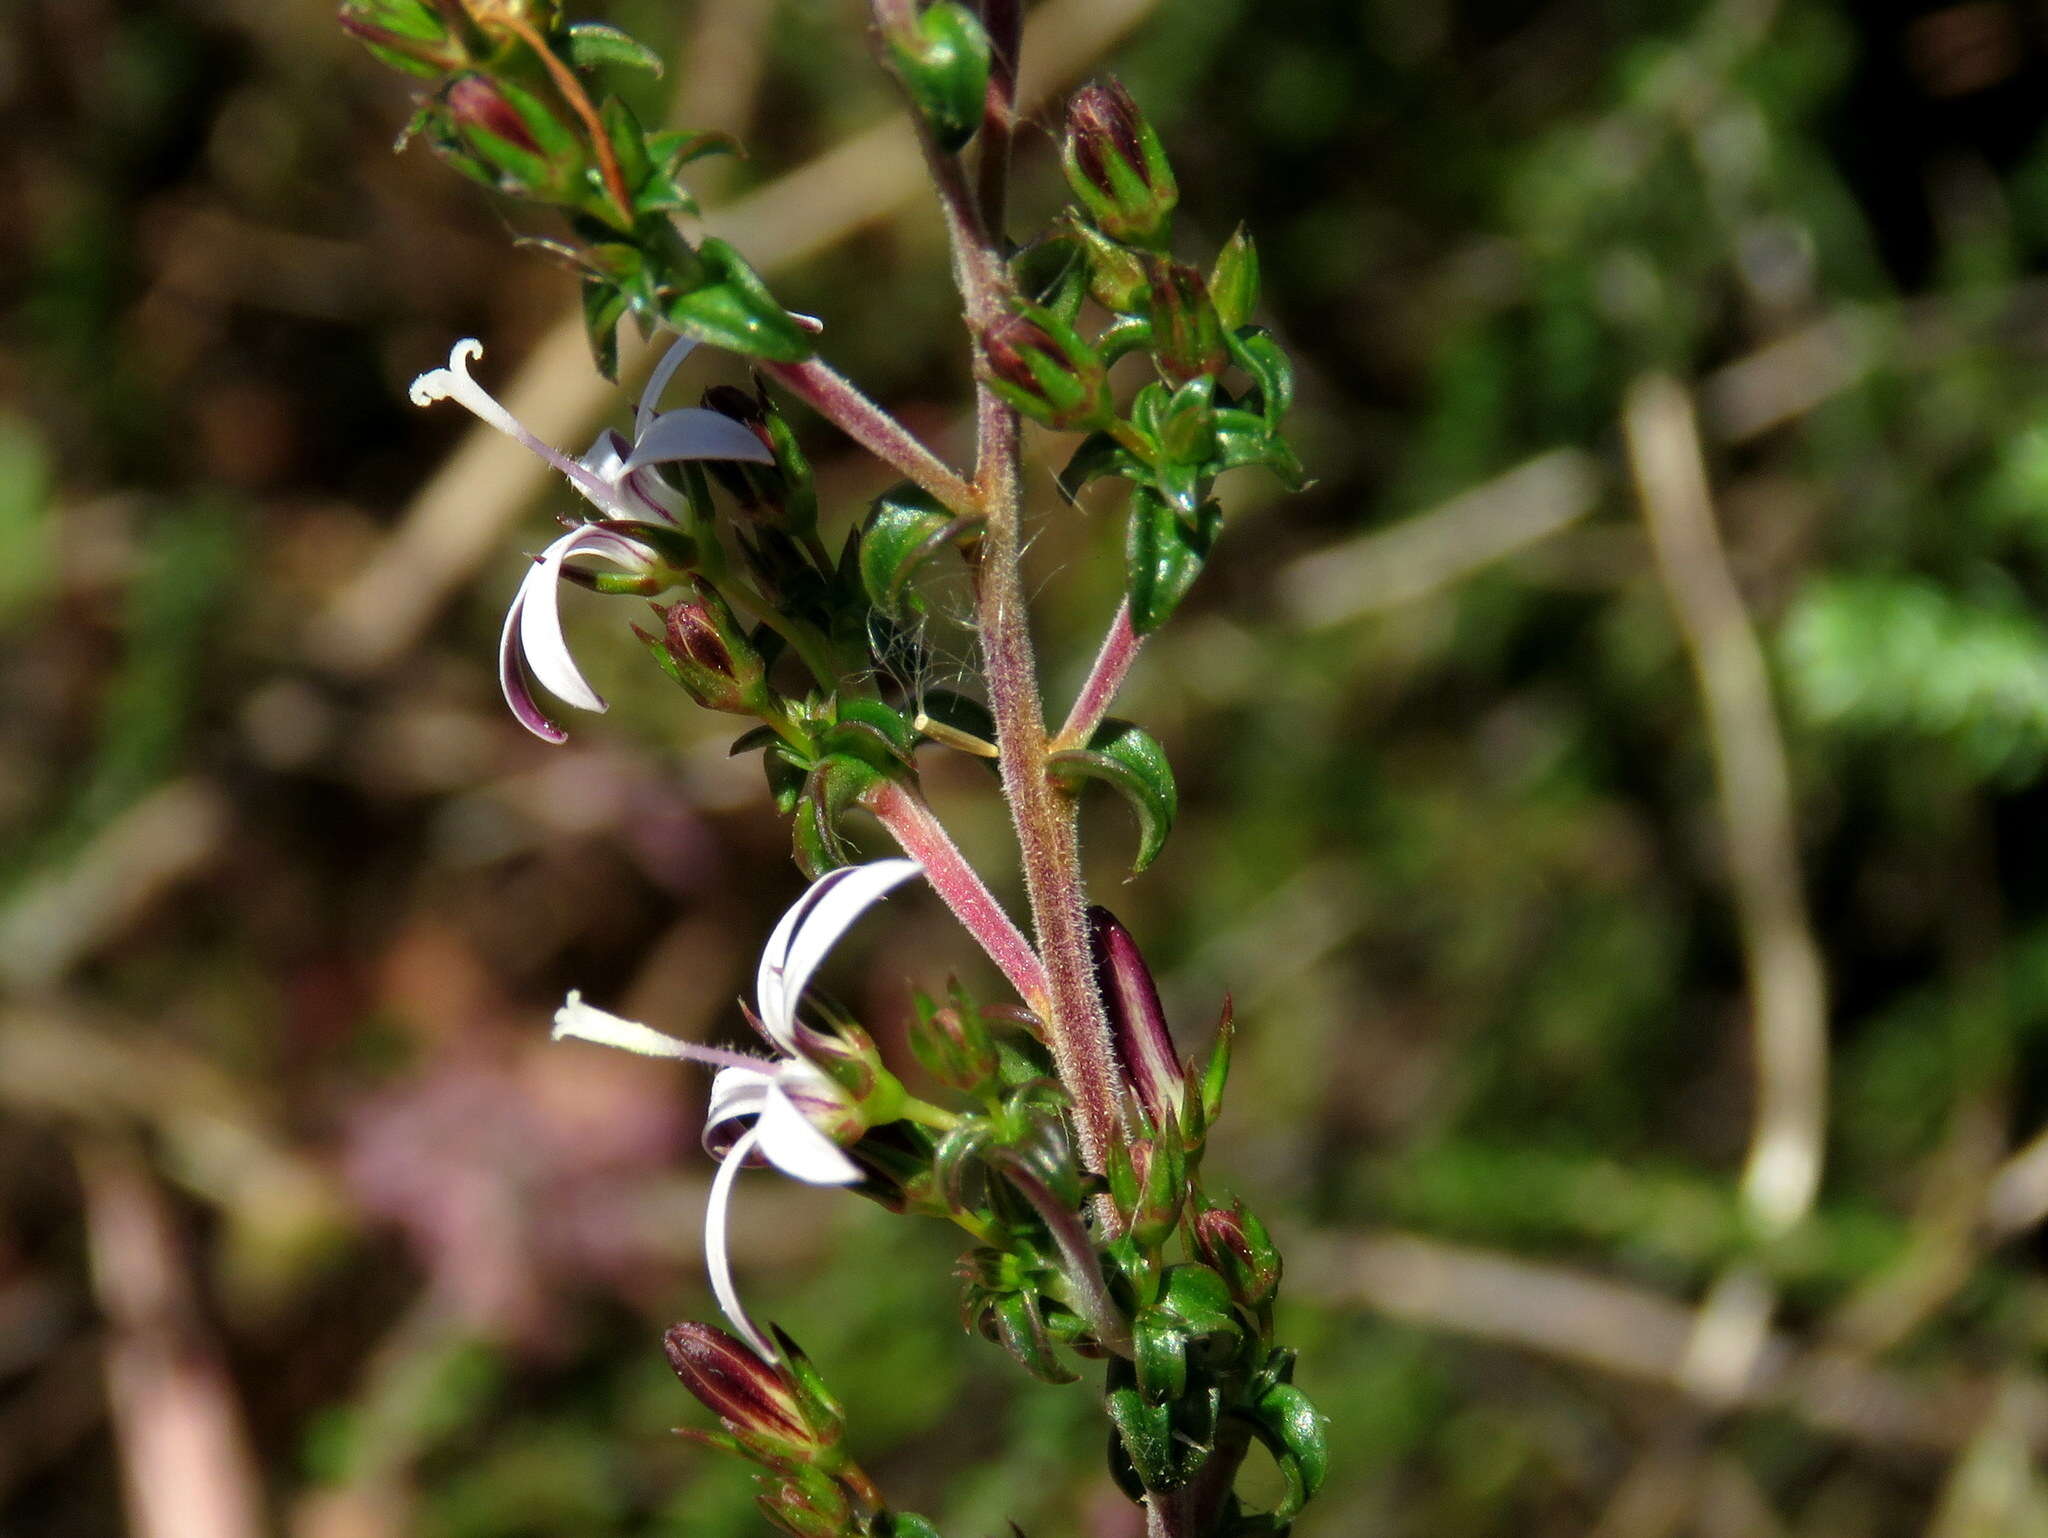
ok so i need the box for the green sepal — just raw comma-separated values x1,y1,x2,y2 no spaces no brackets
1050,716,1177,873
761,742,808,815
1105,1137,1140,1214
1125,489,1220,635
1243,1382,1328,1521
565,21,664,74
1133,1310,1190,1406
1199,996,1234,1127
1128,1125,1188,1247
577,279,626,379
1011,232,1091,327
993,1290,1079,1384
888,1,992,153
1071,221,1150,314
1226,326,1293,430
1155,374,1218,466
662,238,814,363
1209,225,1260,331
859,484,981,620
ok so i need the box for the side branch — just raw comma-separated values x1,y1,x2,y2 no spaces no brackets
761,357,977,514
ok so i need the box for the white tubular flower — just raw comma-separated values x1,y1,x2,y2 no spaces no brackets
408,335,776,741
550,858,925,1355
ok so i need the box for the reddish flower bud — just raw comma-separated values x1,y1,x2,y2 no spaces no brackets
981,308,1110,431
1192,1199,1282,1308
1144,259,1228,385
639,579,769,715
1061,78,1178,247
663,1321,817,1456
1088,907,1185,1130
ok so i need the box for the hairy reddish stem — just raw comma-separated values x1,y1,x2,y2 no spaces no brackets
761,357,976,514
862,778,1048,1011
1054,601,1141,751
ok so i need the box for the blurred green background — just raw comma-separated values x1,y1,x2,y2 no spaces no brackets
9,0,2048,1534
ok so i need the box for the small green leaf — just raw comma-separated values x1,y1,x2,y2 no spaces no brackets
1244,1381,1328,1520
888,1,992,153
1057,431,1146,503
661,239,813,363
1124,489,1221,635
993,1291,1079,1384
792,754,884,877
1132,1311,1190,1406
1050,716,1177,872
565,22,664,75
859,484,981,619
1226,326,1293,429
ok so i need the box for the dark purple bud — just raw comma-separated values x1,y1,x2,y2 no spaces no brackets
1192,1199,1282,1308
1061,78,1178,247
663,1321,817,1455
1088,907,1185,1130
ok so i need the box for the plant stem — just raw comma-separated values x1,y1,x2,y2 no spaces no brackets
760,357,977,514
872,0,1128,1173
974,0,1022,236
1053,601,1141,751
862,778,1049,1011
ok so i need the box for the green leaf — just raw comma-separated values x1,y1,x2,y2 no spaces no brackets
661,239,814,363
858,484,981,619
1057,430,1147,503
1050,716,1178,872
792,754,884,877
565,22,664,75
1124,489,1221,635
1246,1382,1328,1519
1226,326,1293,429
1105,1366,1181,1491
1133,1311,1190,1406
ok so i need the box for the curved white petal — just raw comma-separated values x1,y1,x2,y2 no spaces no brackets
580,426,630,485
623,408,775,471
514,533,610,715
755,1082,863,1186
636,334,699,435
498,582,569,744
705,1065,774,1137
513,525,660,716
755,860,924,1047
705,1125,778,1360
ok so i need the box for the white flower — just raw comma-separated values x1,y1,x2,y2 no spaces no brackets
408,335,776,742
551,858,924,1355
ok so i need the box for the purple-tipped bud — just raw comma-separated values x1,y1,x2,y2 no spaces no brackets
1192,1200,1282,1308
1145,259,1228,385
1088,907,1185,1130
444,72,541,155
663,1321,819,1456
338,0,471,78
1061,79,1178,247
908,988,1002,1094
981,308,1110,432
641,579,768,715
431,72,585,202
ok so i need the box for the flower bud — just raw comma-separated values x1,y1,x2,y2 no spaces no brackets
1192,1199,1282,1308
908,986,1001,1093
885,1,992,155
1087,907,1185,1130
1060,78,1177,248
663,1322,820,1458
434,73,586,202
643,579,769,715
338,0,471,78
756,1465,855,1538
1144,259,1228,385
981,307,1110,432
